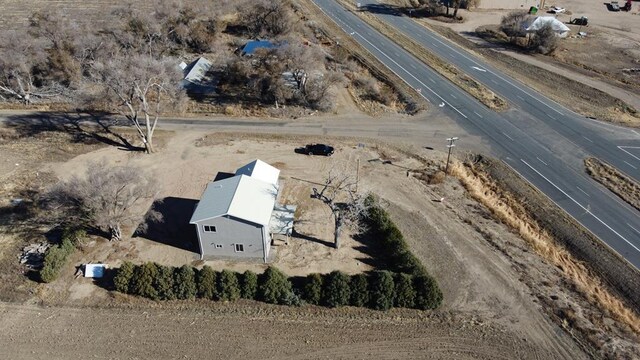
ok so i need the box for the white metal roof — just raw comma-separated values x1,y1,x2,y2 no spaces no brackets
84,264,105,278
235,159,280,186
190,175,278,226
183,57,212,83
524,16,570,32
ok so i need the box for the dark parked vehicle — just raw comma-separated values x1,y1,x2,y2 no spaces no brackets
610,1,621,11
303,144,334,156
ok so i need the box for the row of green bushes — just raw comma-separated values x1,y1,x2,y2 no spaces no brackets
363,195,430,278
40,228,85,283
302,269,441,310
113,263,441,310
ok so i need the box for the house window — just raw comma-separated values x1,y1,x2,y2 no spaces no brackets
215,244,223,249
235,244,244,252
203,225,217,233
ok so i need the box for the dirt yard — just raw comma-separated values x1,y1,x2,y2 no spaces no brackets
2,124,621,358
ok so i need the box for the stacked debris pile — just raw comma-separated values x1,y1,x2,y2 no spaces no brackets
19,243,50,270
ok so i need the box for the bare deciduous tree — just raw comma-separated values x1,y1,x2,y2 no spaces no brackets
239,0,293,38
416,0,444,16
0,33,66,104
48,161,161,241
28,10,86,87
303,71,344,111
500,11,529,41
311,172,368,249
87,54,185,153
276,42,323,90
452,0,462,17
531,23,558,55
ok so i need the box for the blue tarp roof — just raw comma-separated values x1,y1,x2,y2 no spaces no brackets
241,40,278,55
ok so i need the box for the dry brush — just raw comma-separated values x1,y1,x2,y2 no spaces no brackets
449,160,640,336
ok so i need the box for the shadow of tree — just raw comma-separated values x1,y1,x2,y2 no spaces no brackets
357,3,459,20
358,3,406,16
291,228,335,248
135,197,200,253
4,111,144,152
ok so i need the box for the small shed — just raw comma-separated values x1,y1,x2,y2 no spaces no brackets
179,57,216,94
84,264,106,278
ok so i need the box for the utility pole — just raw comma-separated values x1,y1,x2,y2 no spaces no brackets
444,137,459,175
355,158,360,193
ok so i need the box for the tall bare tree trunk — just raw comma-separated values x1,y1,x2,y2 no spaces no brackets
334,213,343,249
453,2,460,17
109,223,122,241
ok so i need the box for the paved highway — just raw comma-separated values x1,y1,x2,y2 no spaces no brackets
312,0,640,269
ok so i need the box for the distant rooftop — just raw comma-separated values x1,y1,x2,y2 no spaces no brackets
240,40,278,56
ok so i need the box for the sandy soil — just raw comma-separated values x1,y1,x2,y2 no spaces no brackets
0,128,598,359
0,301,552,360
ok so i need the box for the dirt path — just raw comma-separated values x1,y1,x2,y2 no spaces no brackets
0,301,556,360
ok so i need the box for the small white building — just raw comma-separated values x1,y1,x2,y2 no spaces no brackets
524,16,571,38
179,57,216,94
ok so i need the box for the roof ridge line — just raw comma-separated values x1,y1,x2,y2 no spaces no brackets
225,175,245,215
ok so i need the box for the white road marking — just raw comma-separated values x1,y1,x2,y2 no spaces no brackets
471,66,487,72
490,79,498,84
395,52,400,57
628,223,640,234
432,43,439,48
419,29,566,116
516,95,524,100
624,160,638,169
583,136,593,143
349,31,468,117
576,186,590,197
473,111,483,118
450,94,457,99
429,78,436,84
410,64,417,69
310,6,432,106
547,113,556,120
632,129,640,138
618,146,640,161
536,156,548,166
502,132,514,141
521,159,640,254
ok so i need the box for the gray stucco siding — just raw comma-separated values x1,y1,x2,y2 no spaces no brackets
195,216,266,259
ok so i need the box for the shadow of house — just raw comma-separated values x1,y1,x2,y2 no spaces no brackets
136,197,200,253
214,172,236,182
